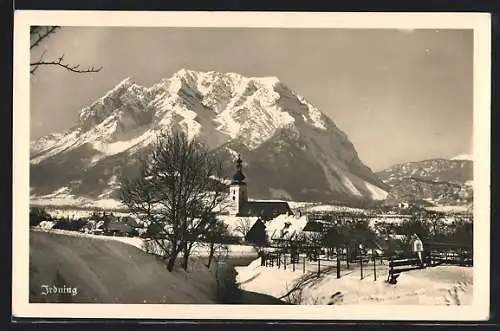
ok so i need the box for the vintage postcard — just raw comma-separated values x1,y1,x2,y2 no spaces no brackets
12,11,491,320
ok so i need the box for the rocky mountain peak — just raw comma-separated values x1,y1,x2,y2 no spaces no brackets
30,69,388,205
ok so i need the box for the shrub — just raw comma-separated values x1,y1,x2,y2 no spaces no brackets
141,239,171,256
30,207,52,227
52,218,88,231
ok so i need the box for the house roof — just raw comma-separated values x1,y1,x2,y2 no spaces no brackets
218,215,259,237
266,214,308,241
378,237,407,251
107,221,133,233
238,201,293,220
302,221,324,232
121,216,140,228
245,219,267,243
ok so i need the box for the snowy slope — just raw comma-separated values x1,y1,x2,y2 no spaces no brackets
451,154,473,161
30,229,219,303
235,258,473,305
30,69,387,204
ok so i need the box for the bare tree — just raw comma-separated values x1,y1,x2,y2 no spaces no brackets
204,216,230,268
120,130,228,272
30,26,102,75
234,217,253,239
426,210,445,237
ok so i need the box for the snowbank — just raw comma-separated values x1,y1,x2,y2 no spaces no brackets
30,230,218,304
32,228,257,258
235,258,473,305
33,228,146,249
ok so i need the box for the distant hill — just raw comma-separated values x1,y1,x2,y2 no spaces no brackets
376,158,473,206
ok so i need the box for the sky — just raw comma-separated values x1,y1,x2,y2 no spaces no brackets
30,27,473,171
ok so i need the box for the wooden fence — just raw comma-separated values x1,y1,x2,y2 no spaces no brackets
262,251,386,280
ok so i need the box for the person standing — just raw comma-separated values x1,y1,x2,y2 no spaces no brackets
412,234,424,266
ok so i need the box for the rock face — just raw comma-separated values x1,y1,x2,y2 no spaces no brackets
376,158,473,206
30,69,388,204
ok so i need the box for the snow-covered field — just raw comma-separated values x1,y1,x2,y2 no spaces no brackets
31,195,126,211
31,196,320,214
32,228,257,258
235,258,473,305
303,204,367,214
425,205,472,214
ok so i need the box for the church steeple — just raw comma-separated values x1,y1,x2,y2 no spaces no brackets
232,154,246,184
229,154,248,215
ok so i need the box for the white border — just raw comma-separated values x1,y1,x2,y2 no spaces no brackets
13,11,491,320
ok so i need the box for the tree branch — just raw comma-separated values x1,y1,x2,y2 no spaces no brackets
30,53,103,74
30,26,60,50
30,26,103,75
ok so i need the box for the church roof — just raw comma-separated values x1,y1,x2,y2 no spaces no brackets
238,201,293,220
231,155,246,184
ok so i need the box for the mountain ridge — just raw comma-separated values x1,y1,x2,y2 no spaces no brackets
30,69,388,205
376,157,473,206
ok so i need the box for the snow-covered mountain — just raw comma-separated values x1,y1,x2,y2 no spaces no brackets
30,69,388,205
376,158,473,206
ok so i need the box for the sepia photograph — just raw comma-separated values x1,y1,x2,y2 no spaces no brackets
13,11,490,320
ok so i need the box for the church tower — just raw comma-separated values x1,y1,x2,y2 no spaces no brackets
229,155,248,215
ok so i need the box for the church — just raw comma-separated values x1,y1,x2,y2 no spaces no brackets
227,155,293,220
222,155,330,247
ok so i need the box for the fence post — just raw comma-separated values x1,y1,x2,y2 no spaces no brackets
373,250,377,281
278,253,280,269
346,247,350,269
336,252,341,279
387,258,393,282
360,256,363,280
303,256,306,273
317,257,320,276
293,256,295,272
284,254,287,270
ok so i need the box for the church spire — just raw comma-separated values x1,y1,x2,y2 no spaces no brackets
232,154,246,184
